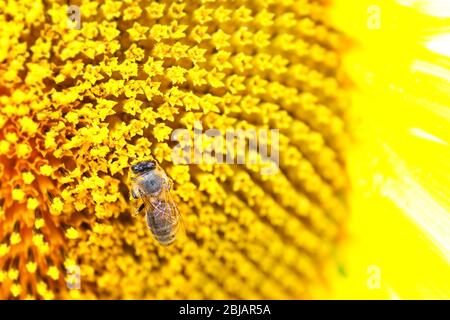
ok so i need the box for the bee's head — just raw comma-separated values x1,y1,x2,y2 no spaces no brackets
131,160,156,174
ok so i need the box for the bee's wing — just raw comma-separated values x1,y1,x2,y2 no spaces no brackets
161,182,186,238
142,181,180,224
161,182,182,226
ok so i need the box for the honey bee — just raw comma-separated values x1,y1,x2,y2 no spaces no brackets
130,160,180,246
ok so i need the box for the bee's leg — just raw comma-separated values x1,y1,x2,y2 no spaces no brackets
135,203,145,216
131,188,139,200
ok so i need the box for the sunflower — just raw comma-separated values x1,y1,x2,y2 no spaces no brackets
0,0,349,299
0,0,447,300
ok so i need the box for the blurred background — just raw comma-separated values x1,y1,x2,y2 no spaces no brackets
328,0,450,299
0,0,448,299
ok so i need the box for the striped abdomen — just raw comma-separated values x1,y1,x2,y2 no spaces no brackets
146,208,179,246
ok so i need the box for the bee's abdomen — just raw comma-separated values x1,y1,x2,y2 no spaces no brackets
146,212,178,246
